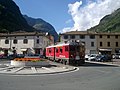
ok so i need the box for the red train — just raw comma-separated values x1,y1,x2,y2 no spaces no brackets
46,41,85,65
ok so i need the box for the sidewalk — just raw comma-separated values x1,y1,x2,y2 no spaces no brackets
111,59,120,65
86,59,120,66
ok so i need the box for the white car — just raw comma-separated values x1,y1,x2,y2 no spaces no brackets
112,53,120,59
88,54,98,61
85,54,90,60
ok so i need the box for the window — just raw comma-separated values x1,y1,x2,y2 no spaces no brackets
107,35,110,38
70,35,75,39
90,35,95,39
60,47,62,53
91,42,94,47
80,35,85,39
36,39,39,44
107,42,110,47
5,39,9,44
64,35,68,39
37,36,39,38
115,35,118,39
65,46,69,51
116,42,118,47
99,35,102,38
100,42,102,47
56,48,58,53
23,39,28,44
49,48,51,53
13,39,17,44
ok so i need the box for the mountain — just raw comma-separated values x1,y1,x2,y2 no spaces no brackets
23,15,58,42
0,0,34,33
0,0,58,42
88,8,120,32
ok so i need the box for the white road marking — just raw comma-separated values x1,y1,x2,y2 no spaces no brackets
31,67,37,73
41,67,55,72
12,67,24,73
0,66,14,71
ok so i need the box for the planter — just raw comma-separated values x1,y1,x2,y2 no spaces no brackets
11,60,49,67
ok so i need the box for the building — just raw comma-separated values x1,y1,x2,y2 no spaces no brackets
60,31,120,55
0,32,54,55
96,32,120,54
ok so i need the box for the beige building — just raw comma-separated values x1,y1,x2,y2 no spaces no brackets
0,32,54,55
96,33,120,54
60,31,120,55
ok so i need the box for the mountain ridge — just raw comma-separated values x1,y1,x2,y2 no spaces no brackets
23,15,58,42
88,8,120,32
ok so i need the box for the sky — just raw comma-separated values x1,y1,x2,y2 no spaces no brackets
13,0,120,33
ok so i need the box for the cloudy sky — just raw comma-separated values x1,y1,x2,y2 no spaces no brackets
14,0,120,33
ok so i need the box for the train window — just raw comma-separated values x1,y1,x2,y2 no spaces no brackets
56,48,58,53
49,48,51,53
60,47,62,53
65,46,68,51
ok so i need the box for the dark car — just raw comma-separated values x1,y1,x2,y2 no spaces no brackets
8,54,15,60
24,54,42,58
16,54,25,58
0,54,4,59
8,54,25,60
96,55,109,62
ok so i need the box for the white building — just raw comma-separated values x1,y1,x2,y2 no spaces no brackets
60,31,97,54
0,32,54,55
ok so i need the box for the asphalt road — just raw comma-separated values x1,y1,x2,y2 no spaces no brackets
0,62,120,90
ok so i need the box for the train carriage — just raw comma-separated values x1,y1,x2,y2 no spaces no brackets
46,41,85,65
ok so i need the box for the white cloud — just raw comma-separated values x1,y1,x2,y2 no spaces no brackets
60,27,73,33
61,0,120,33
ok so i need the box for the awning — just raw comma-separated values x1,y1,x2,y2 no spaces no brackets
21,49,27,51
99,48,112,51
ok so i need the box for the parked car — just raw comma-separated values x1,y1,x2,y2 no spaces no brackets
112,53,120,59
85,54,90,60
16,54,25,58
96,55,109,62
24,54,42,58
8,54,16,60
0,54,4,59
8,54,25,60
88,54,98,61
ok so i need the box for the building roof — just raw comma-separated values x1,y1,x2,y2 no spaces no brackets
0,32,46,37
61,31,89,35
60,31,120,35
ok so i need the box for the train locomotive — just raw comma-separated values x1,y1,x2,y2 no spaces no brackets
46,41,85,65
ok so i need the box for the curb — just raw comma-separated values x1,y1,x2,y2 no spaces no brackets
0,65,78,76
86,61,120,67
